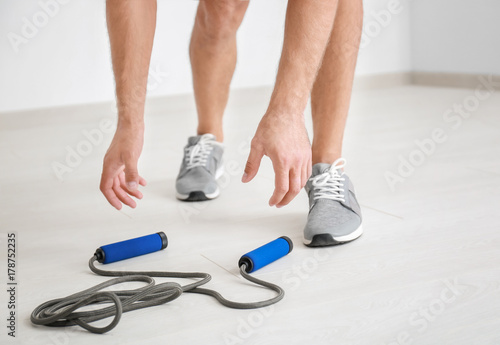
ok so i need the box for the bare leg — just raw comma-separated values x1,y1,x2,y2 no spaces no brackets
189,0,249,142
311,0,363,165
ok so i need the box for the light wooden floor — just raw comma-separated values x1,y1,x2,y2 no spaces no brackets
1,85,499,345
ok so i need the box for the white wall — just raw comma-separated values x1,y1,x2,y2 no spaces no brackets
0,0,412,113
357,0,412,75
411,0,500,75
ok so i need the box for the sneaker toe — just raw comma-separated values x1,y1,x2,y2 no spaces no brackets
304,200,362,245
176,168,218,196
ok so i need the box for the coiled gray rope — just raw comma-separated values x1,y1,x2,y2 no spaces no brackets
31,256,284,334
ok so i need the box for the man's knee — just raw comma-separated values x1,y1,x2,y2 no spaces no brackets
196,0,249,41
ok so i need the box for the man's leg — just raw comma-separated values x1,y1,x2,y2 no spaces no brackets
176,0,248,201
311,0,363,164
189,0,249,142
303,0,363,247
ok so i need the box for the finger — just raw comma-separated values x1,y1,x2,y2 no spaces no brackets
100,166,123,210
119,173,143,199
277,168,301,207
113,175,137,208
139,176,147,186
301,160,309,189
242,145,264,183
124,158,140,190
306,156,312,183
269,162,289,207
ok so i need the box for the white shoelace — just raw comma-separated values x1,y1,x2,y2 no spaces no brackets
185,135,215,169
310,158,346,202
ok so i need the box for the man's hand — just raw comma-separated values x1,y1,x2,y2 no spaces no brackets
100,123,147,210
242,111,312,207
240,0,339,207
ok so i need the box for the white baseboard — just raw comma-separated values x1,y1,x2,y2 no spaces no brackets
353,72,413,90
412,71,500,89
353,71,500,90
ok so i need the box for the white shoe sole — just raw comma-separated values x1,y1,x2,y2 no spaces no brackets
303,224,363,246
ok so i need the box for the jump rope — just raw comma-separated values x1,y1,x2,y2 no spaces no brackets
31,232,293,334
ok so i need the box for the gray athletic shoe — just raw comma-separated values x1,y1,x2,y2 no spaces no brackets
176,133,224,201
303,158,363,247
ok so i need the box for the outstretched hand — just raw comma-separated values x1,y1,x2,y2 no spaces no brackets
242,111,312,207
100,124,147,210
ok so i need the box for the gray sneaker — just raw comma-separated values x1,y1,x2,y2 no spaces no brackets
303,158,363,247
176,133,224,201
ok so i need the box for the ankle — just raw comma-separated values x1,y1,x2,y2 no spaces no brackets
197,127,224,142
312,152,342,165
311,141,343,165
